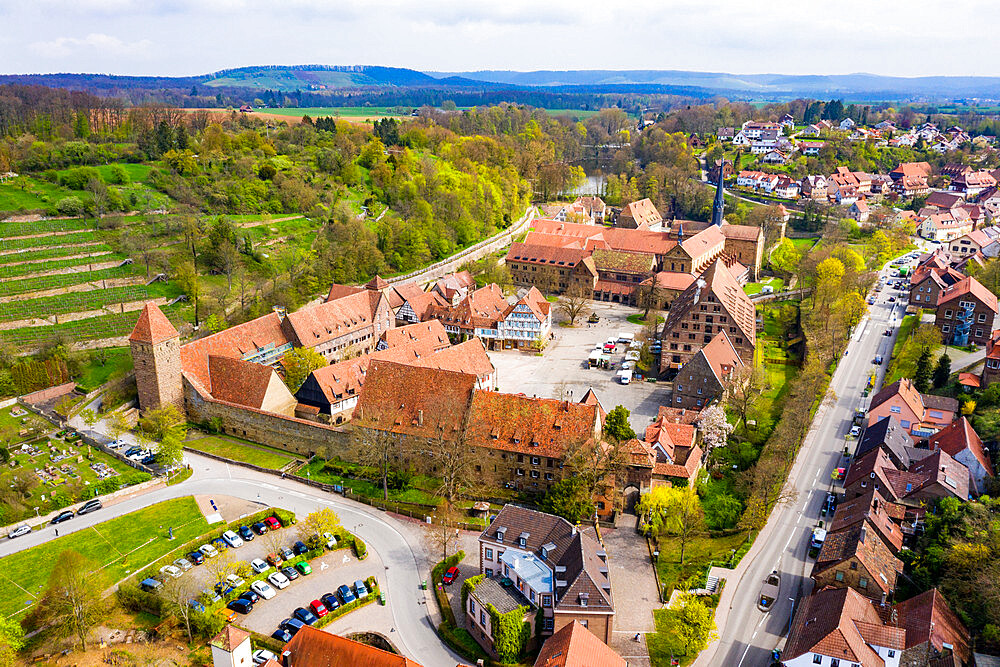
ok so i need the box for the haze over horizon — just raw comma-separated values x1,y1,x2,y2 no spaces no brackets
1,0,998,79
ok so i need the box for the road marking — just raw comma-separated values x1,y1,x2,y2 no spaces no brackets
752,630,758,639
737,642,753,667
796,515,801,525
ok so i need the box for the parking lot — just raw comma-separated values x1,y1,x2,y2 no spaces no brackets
163,522,383,639
488,301,669,433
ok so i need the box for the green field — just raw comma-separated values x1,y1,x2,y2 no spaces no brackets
75,346,134,392
790,237,820,253
0,265,135,298
260,106,410,119
743,277,784,296
0,176,79,212
0,284,147,323
184,436,297,469
0,405,49,441
0,497,210,618
0,244,110,265
0,230,99,251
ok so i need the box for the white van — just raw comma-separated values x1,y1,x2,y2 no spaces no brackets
617,369,633,385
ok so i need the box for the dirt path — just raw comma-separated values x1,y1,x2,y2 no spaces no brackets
0,259,123,282
235,215,304,228
0,241,105,258
0,276,144,303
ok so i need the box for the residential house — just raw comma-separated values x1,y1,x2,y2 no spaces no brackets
741,121,779,139
397,290,450,325
950,170,998,196
983,329,1000,387
909,263,964,308
532,620,626,667
466,576,537,660
780,113,795,127
800,175,828,200
927,417,994,495
616,198,662,229
717,127,735,141
476,505,614,641
659,259,757,371
772,175,800,199
782,586,970,667
278,625,430,667
494,287,552,349
811,520,903,601
431,270,476,303
800,123,821,137
890,162,932,197
948,228,995,257
708,159,734,183
848,199,870,223
920,208,974,242
797,140,825,156
424,283,510,340
853,416,921,469
761,149,789,164
866,379,958,440
844,445,970,505
736,170,765,189
828,489,906,555
574,196,607,223
623,410,703,496
925,190,966,210
731,130,750,146
839,117,856,130
672,330,744,409
283,288,394,360
940,163,972,179
831,184,859,206
935,275,999,346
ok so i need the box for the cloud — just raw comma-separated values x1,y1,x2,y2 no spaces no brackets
29,32,152,58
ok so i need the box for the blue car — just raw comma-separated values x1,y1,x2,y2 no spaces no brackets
292,540,309,555
279,618,305,636
188,599,205,613
215,581,234,597
187,551,205,565
337,584,356,604
271,628,293,642
320,592,341,612
293,606,319,625
238,525,255,541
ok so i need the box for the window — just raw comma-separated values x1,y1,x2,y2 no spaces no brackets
542,595,552,607
544,473,553,480
945,309,953,318
890,406,901,413
579,620,588,628
830,660,840,667
981,313,989,322
469,598,475,613
480,610,486,625
942,325,951,333
977,329,984,338
850,561,858,570
835,571,844,581
901,420,911,428
858,578,868,588
485,568,493,578
504,564,509,577
530,470,539,479
485,548,493,560
928,410,943,419
543,618,554,631
677,384,683,392
813,656,823,665
531,456,540,465
887,650,895,658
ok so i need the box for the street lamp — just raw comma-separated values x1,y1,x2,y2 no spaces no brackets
787,597,796,637
33,507,39,519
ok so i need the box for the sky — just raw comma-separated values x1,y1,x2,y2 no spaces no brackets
1,0,998,78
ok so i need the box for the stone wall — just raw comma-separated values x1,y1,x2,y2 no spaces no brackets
184,379,351,459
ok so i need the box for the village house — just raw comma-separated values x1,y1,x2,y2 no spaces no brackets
948,228,996,257
920,208,974,242
659,259,757,371
867,379,958,440
800,174,828,200
397,289,451,325
761,149,789,164
474,505,614,643
890,161,932,197
708,159,734,183
574,196,607,223
532,620,626,667
621,408,703,507
615,198,662,229
927,417,994,495
950,170,998,196
983,329,1000,388
781,586,970,667
717,127,735,141
424,283,510,340
934,275,999,347
848,199,870,223
672,330,744,409
811,520,903,602
844,445,970,506
772,175,800,199
430,270,476,303
797,140,825,156
828,489,907,555
908,262,964,307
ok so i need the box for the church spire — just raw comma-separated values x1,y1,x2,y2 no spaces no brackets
711,161,726,227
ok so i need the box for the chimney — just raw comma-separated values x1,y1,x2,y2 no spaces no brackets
418,410,424,426
282,650,291,667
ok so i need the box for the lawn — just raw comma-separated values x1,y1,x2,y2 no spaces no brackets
646,599,720,667
75,347,134,391
885,313,930,385
654,531,749,597
790,237,820,253
262,106,410,119
298,458,443,506
0,405,49,440
184,435,297,469
0,175,79,212
743,277,784,296
0,497,210,618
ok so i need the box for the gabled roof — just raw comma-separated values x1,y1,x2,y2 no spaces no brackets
402,290,450,320
829,489,905,553
210,625,250,652
381,319,450,351
283,626,425,667
813,523,902,595
618,198,662,226
591,248,654,273
893,589,971,664
410,338,495,380
534,620,626,667
690,330,744,386
505,287,550,323
936,275,999,314
284,290,383,348
784,586,903,665
180,311,291,389
427,283,509,330
719,223,763,241
855,416,916,468
129,303,179,344
662,259,756,348
465,391,600,459
902,449,970,500
207,355,284,410
644,271,696,291
671,224,726,261
869,379,928,420
928,416,993,476
326,283,365,302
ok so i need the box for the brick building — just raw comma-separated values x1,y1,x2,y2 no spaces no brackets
934,275,999,347
615,198,662,229
129,303,185,415
811,521,903,602
672,330,744,409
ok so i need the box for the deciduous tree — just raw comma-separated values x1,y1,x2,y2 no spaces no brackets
297,508,341,549
30,550,108,650
557,284,590,326
281,347,327,391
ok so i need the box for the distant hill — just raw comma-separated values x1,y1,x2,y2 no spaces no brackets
433,69,1000,100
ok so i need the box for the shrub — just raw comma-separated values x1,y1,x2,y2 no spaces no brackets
438,622,490,664
488,603,531,663
353,538,367,560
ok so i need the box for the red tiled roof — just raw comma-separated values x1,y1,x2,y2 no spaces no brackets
618,198,662,226
326,283,365,302
957,372,980,388
534,620,626,667
720,223,763,241
813,522,902,594
207,355,280,410
403,290,450,320
698,330,744,384
426,284,509,330
410,338,495,380
893,589,971,664
504,286,550,323
210,625,250,652
928,416,993,475
129,303,179,344
506,242,590,268
284,626,425,667
644,271,696,291
673,225,725,261
662,259,757,349
284,290,382,347
829,489,905,553
180,311,291,388
936,275,999,314
381,319,450,351
465,391,601,459
784,586,900,665
388,281,426,310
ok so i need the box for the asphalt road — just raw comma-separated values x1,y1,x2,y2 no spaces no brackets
699,256,908,667
0,452,465,667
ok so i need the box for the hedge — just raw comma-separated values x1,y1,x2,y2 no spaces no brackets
431,550,464,627
313,575,380,629
438,621,490,664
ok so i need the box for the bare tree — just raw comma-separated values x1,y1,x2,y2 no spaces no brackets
725,365,770,432
424,427,495,504
203,549,241,588
424,502,464,561
557,284,591,326
217,242,239,290
352,422,405,501
160,573,202,642
562,437,629,505
261,530,287,563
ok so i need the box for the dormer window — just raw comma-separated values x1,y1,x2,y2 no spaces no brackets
579,593,589,607
496,527,506,543
518,532,529,548
540,542,556,560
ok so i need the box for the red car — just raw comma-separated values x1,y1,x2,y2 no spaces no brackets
310,599,328,617
265,516,281,531
442,566,460,585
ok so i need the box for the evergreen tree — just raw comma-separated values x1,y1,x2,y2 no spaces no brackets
933,353,952,389
914,346,933,392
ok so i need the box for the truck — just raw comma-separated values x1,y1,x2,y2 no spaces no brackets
617,369,633,385
809,527,827,557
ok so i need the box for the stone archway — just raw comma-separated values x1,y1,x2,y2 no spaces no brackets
623,485,641,514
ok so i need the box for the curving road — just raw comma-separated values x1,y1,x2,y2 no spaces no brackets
2,451,465,667
696,254,909,667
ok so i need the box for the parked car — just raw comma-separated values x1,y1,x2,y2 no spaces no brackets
252,521,268,535
267,572,290,590
250,558,270,574
281,566,300,581
199,544,219,558
140,578,163,592
227,598,253,615
295,561,311,576
7,525,31,539
159,564,183,579
354,579,369,599
50,510,74,524
225,573,245,588
322,532,338,550
77,499,102,515
266,553,282,567
337,584,356,604
293,607,319,625
309,599,328,617
187,550,205,565
253,649,277,666
214,581,234,597
140,454,157,466
442,566,459,585
124,447,141,458
873,355,883,365
238,525,255,542
251,580,276,600
217,607,237,623
320,592,341,612
222,530,244,548
279,546,295,561
264,516,282,530
292,540,309,555
271,628,293,643
239,589,260,604
809,527,827,557
212,537,228,551
279,618,305,636
188,599,205,613
821,493,838,517
173,557,193,571
587,313,599,323
849,425,861,438
201,588,221,603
